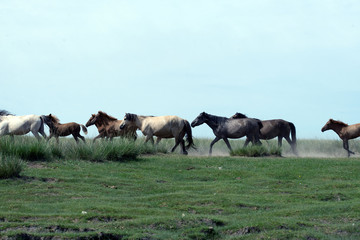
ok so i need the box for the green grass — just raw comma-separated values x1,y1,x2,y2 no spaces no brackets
1,137,360,239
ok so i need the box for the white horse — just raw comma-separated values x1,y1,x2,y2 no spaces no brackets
0,111,47,140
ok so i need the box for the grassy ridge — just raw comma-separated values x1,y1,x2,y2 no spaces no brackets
1,136,360,238
0,155,360,239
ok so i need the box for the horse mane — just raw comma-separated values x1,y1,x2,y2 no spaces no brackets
125,113,137,121
331,119,349,127
98,111,118,121
231,112,248,119
202,112,227,125
49,114,60,124
0,110,13,116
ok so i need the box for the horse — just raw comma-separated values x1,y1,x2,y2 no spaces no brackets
191,112,262,155
0,110,47,140
120,113,195,155
230,112,297,154
321,119,360,157
85,111,137,142
42,114,87,143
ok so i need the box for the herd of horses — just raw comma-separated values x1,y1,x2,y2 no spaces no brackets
0,109,359,157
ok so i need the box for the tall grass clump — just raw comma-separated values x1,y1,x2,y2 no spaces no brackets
0,136,51,161
0,155,24,179
231,145,282,157
64,139,141,161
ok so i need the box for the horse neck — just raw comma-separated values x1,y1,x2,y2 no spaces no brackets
94,121,103,128
48,121,60,132
134,115,147,128
99,115,117,125
329,123,347,137
204,114,225,130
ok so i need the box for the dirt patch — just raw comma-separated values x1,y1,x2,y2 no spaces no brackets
228,226,261,236
19,176,58,183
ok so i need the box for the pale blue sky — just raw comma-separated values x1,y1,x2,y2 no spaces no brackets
1,1,359,139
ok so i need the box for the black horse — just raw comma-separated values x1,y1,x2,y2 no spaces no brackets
191,112,262,155
231,112,297,154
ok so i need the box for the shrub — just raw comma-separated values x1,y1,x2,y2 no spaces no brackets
230,145,282,157
0,155,25,179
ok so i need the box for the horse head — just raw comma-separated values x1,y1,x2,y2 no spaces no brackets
321,119,333,132
120,113,137,130
321,119,348,132
191,112,208,128
86,114,97,127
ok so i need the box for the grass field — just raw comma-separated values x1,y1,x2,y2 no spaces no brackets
1,137,360,239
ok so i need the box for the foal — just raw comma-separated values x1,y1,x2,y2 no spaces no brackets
43,114,87,143
321,119,360,157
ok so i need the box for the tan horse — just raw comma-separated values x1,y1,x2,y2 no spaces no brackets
120,113,195,155
321,119,360,157
43,114,87,143
85,111,137,142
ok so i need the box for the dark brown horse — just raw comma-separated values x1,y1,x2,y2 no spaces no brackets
43,114,87,143
191,112,262,155
230,113,297,154
321,119,360,157
86,111,137,142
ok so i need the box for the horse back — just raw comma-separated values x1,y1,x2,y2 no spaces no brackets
142,115,185,137
344,123,360,139
0,115,42,135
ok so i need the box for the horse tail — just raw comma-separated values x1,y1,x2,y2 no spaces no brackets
289,122,296,144
81,125,88,135
184,120,196,150
39,115,45,133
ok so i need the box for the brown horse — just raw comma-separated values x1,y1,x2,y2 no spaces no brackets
43,114,87,143
85,111,137,142
231,113,297,154
120,113,195,155
321,119,360,157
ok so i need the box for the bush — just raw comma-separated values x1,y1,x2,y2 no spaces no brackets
0,155,25,179
230,145,282,157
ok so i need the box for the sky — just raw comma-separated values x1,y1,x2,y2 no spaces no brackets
1,0,359,139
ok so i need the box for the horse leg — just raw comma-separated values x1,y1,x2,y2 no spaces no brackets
145,135,154,145
32,131,42,141
39,129,47,139
156,137,162,145
209,136,221,156
78,134,86,143
243,138,251,147
47,133,54,142
223,138,232,152
343,139,354,157
56,136,60,144
171,137,181,153
278,137,283,147
93,134,102,143
180,140,188,155
72,134,79,143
